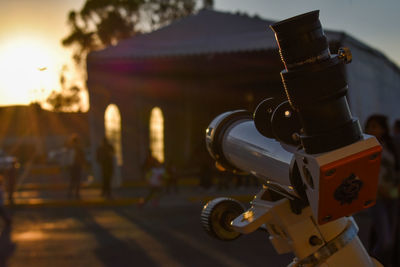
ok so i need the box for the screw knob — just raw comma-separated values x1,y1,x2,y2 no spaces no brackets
201,197,245,241
338,47,352,64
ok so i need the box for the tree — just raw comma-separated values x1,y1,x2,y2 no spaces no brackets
53,0,213,112
64,1,206,64
46,86,81,112
52,0,214,112
46,65,82,112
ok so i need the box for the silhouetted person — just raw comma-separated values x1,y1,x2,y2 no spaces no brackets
96,137,115,198
393,119,400,165
392,119,400,266
0,176,11,225
215,163,230,191
199,162,212,190
6,159,18,205
68,135,86,199
365,114,399,266
0,222,15,267
139,160,165,207
142,150,157,179
165,163,178,194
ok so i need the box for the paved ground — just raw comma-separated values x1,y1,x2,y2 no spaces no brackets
9,184,259,207
0,184,372,267
3,205,293,267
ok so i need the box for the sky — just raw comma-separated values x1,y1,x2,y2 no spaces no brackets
0,0,399,109
216,0,400,64
0,0,84,108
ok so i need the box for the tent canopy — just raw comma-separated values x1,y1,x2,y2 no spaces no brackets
89,9,344,59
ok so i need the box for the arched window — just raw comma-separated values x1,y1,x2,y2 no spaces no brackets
149,107,164,163
104,104,123,166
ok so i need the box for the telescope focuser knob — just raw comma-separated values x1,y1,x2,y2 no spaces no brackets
201,197,245,241
338,47,352,64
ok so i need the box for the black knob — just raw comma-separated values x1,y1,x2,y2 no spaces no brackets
201,197,245,241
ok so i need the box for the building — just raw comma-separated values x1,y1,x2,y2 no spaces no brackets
87,9,400,182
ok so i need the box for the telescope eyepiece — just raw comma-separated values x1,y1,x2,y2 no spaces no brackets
270,10,330,70
268,10,362,154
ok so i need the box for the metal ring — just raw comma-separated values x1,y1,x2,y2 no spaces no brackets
296,221,358,266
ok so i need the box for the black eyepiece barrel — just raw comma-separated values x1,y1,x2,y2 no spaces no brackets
270,10,330,70
270,10,362,154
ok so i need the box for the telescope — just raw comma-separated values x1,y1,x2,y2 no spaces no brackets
201,11,383,266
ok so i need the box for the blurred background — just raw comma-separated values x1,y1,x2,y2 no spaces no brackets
0,0,399,266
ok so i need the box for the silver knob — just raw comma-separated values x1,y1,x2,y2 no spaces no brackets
201,197,245,241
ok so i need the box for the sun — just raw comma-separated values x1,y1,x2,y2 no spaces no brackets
0,35,60,106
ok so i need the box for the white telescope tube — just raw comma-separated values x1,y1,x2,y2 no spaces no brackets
206,110,299,198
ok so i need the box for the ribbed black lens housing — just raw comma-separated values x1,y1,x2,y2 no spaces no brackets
270,10,362,154
270,10,330,70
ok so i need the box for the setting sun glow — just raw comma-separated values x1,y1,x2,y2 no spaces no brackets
0,35,60,106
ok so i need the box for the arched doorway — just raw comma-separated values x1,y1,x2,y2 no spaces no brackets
149,107,164,163
104,104,123,185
